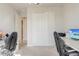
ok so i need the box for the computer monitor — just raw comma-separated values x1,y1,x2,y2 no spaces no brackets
69,29,79,40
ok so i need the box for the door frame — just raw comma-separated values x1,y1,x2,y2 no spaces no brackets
19,17,27,49
15,16,27,50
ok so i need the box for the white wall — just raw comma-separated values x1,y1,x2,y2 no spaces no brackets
63,4,79,32
0,4,15,34
55,5,65,32
53,4,79,33
27,6,56,46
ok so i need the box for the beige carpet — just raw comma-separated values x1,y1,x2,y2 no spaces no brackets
17,46,59,56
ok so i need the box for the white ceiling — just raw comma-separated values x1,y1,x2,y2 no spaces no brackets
9,3,63,9
6,3,63,15
5,3,63,16
10,3,63,7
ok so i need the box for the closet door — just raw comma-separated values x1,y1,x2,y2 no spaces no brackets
31,12,55,46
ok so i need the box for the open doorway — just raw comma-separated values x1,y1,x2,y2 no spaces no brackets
15,16,27,50
19,17,27,49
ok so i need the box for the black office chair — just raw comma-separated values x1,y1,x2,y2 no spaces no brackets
0,32,18,56
54,31,60,53
5,32,17,51
54,31,79,56
58,32,74,50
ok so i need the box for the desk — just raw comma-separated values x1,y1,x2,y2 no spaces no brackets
63,37,79,52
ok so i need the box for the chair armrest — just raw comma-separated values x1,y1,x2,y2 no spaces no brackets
65,45,73,50
64,46,76,52
64,51,79,56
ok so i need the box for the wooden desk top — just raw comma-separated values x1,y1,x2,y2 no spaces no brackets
63,37,79,52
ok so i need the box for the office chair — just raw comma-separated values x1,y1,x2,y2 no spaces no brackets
58,32,74,50
5,32,17,51
0,32,17,56
54,31,79,56
54,31,60,53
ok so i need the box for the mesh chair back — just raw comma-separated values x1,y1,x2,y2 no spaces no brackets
54,31,66,56
5,32,17,51
54,32,60,53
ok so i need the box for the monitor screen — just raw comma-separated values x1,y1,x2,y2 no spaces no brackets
69,29,79,40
